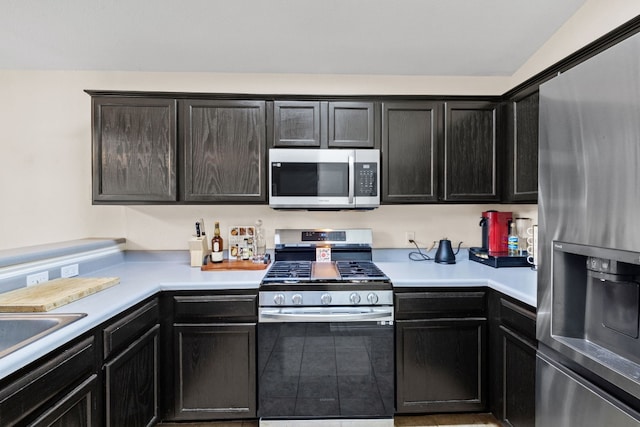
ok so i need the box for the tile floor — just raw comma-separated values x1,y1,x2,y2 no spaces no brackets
158,412,501,427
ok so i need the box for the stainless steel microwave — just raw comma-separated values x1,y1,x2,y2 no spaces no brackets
269,148,380,210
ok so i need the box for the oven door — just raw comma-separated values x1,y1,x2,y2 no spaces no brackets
257,308,394,420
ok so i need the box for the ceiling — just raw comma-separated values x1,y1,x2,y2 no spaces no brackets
1,0,587,76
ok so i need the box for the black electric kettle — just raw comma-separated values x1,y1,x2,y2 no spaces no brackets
434,238,462,264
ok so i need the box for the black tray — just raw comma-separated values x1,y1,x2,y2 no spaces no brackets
469,247,531,268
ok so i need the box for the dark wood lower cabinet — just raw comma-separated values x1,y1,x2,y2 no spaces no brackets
0,337,97,426
102,298,160,427
489,292,537,427
500,325,536,427
396,318,487,413
395,288,537,423
0,288,537,426
104,324,159,427
29,374,98,427
173,323,256,420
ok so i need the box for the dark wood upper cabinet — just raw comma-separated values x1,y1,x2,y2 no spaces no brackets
92,97,177,203
328,101,375,148
273,100,375,148
504,91,539,203
88,92,521,205
382,101,441,203
182,100,266,203
443,101,500,202
273,101,321,147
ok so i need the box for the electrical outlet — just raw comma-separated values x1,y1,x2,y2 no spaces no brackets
61,264,79,278
406,231,415,244
26,271,49,286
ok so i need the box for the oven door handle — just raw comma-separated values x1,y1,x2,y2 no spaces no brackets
259,307,393,323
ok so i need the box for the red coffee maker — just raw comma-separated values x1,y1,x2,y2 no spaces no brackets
480,210,513,255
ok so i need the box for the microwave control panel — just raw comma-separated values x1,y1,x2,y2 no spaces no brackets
355,163,378,196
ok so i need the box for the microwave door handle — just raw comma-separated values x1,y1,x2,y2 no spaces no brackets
348,153,355,204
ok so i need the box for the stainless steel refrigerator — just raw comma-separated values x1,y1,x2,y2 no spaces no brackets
537,30,640,426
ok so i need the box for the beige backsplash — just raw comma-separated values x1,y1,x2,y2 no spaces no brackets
122,204,538,251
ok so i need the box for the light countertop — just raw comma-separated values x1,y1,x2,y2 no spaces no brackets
0,242,536,380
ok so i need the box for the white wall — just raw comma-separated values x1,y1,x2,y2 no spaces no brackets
122,204,538,251
510,0,640,87
1,1,637,251
0,71,525,251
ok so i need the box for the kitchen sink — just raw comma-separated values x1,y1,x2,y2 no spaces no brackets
0,313,86,358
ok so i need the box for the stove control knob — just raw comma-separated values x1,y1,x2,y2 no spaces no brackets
350,292,361,304
321,293,332,305
292,294,303,305
367,292,379,305
273,293,285,305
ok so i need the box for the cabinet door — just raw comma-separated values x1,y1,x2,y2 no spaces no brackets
273,101,321,147
500,325,536,427
92,97,177,202
489,294,537,427
444,101,499,201
328,101,375,148
182,100,266,202
104,325,159,427
28,375,97,427
504,91,539,202
173,323,256,420
0,337,96,426
382,102,441,203
396,319,487,413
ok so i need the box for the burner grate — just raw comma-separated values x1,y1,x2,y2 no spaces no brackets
263,261,312,281
335,261,389,280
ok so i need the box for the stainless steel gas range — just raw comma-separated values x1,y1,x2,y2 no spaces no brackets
257,229,394,421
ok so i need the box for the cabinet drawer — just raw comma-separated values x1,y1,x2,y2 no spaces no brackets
499,297,536,341
103,298,159,359
395,291,486,320
0,337,95,426
173,294,257,322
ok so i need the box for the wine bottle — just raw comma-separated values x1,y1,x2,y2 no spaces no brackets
211,222,224,263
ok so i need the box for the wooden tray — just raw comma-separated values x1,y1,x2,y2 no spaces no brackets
201,259,270,271
0,277,120,312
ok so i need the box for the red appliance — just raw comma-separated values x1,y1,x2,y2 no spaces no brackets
480,210,513,254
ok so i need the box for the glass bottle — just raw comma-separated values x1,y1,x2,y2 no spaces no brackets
211,221,224,263
253,219,266,262
507,222,519,256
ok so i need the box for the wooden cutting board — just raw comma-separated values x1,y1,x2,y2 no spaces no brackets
201,259,270,271
0,277,120,312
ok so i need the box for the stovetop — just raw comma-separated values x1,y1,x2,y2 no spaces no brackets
261,260,390,284
262,228,391,291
